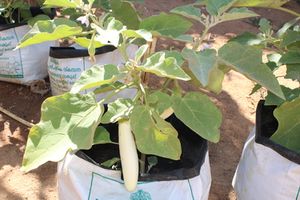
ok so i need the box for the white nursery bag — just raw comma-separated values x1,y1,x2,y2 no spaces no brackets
233,128,300,200
47,45,137,99
58,151,211,200
0,24,54,84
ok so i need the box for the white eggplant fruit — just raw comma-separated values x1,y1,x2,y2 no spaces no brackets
118,119,139,192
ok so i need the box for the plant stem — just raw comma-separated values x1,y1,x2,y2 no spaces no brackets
140,153,146,176
192,26,210,51
275,7,300,17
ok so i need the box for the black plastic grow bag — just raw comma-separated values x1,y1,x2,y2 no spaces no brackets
0,7,56,31
255,100,300,165
49,45,116,59
76,114,208,182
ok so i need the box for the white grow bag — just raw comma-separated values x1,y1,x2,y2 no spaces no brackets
58,151,211,200
58,115,212,200
233,101,300,200
47,45,137,98
0,24,54,84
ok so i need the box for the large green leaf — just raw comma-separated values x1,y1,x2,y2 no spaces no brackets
44,0,79,8
281,30,300,47
74,37,104,48
71,64,120,93
182,48,218,87
111,0,140,29
170,4,202,22
220,7,258,22
218,42,285,99
234,0,289,8
130,105,181,160
172,92,222,143
148,91,172,115
22,93,103,172
265,87,300,106
139,13,193,38
229,32,263,46
138,52,191,81
271,97,300,153
286,64,300,81
93,126,113,144
101,99,134,123
18,18,82,48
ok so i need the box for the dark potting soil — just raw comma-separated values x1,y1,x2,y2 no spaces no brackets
255,100,300,164
78,114,208,181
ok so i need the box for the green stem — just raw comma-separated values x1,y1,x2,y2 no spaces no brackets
192,26,210,51
275,7,300,17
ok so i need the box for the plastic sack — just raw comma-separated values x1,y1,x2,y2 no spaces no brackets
48,45,137,98
0,24,54,84
58,115,212,200
233,101,300,200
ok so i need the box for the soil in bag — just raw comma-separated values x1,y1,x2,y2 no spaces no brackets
77,112,208,182
255,100,300,164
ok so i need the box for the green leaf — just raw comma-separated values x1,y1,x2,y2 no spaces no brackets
138,52,191,81
172,92,222,143
140,13,193,38
135,44,149,62
250,84,262,95
234,0,289,8
259,18,272,34
44,0,79,8
271,97,300,153
265,87,300,106
164,50,185,66
229,32,262,46
28,15,51,27
280,51,300,64
122,29,152,41
148,91,172,115
218,42,285,99
281,30,300,47
130,105,181,160
18,19,82,48
74,37,104,48
101,157,120,168
22,93,103,172
111,0,140,29
182,48,218,87
101,99,134,124
94,126,113,144
220,7,258,22
71,64,120,93
205,0,234,16
171,4,202,22
286,64,300,81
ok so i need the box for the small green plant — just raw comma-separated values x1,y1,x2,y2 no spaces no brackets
18,0,292,191
232,16,300,153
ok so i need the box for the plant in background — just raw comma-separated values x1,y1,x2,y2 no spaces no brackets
232,16,300,153
0,0,48,24
18,0,288,192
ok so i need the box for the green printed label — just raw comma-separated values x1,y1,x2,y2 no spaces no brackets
0,28,23,78
48,57,84,94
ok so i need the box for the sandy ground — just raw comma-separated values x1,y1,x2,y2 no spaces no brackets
0,0,299,199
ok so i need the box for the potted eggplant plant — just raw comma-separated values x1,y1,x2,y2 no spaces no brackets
232,15,300,200
18,0,285,199
0,0,56,85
